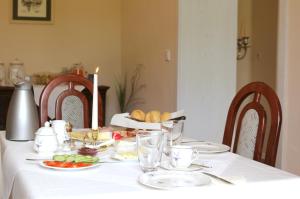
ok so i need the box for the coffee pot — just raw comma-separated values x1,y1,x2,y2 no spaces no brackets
6,80,39,141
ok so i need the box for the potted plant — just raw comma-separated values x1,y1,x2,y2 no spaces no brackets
115,65,146,113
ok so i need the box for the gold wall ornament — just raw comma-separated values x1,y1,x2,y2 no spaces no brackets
237,36,250,60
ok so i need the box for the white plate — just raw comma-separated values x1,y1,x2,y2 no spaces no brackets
160,161,203,171
138,171,211,189
110,153,138,161
39,161,101,171
181,141,230,153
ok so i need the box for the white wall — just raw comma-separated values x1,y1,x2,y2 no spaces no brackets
178,0,237,142
277,0,300,175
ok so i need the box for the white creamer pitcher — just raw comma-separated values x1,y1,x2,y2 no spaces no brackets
51,120,69,145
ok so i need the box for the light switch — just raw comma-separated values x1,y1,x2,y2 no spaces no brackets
164,49,171,62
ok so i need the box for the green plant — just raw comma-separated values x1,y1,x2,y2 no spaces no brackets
115,65,146,113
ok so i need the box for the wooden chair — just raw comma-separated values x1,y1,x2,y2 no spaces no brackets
39,74,103,128
222,82,282,167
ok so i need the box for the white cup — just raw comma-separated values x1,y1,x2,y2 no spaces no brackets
170,145,197,169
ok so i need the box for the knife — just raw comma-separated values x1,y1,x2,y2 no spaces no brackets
26,158,122,164
202,172,234,185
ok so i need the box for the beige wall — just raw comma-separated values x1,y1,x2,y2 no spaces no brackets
237,0,277,90
251,0,277,89
121,0,178,113
237,0,252,90
0,0,178,121
0,0,122,123
277,0,300,175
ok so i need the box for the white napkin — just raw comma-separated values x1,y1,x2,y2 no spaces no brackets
194,152,247,185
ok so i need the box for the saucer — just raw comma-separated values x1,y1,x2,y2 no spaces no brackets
160,161,203,171
138,170,211,189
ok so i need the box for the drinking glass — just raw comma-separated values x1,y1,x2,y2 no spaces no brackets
161,120,184,157
136,130,164,172
171,120,184,143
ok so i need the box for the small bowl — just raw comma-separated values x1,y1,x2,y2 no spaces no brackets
78,147,98,156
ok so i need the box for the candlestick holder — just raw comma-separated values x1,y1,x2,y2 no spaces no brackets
237,36,250,60
82,128,99,148
91,128,99,146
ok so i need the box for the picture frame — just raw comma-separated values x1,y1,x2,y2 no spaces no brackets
12,0,52,22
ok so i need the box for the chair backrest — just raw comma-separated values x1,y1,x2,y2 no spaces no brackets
39,74,103,128
222,82,282,167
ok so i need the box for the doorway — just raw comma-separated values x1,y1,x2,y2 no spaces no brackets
237,0,278,90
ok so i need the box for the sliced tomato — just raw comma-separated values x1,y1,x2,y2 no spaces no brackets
73,162,92,168
60,162,74,168
43,161,92,168
44,161,64,167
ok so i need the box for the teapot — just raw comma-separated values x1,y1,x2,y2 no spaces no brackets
34,122,58,154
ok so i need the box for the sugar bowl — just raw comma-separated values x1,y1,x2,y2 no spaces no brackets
34,122,58,154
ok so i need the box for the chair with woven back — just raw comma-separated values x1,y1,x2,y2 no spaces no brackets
39,74,103,128
222,82,282,167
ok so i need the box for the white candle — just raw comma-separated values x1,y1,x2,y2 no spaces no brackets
92,67,99,130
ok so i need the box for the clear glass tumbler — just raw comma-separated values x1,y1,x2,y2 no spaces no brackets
171,120,184,144
162,120,184,147
136,130,164,172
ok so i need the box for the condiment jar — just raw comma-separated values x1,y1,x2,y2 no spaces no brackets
9,58,25,85
34,122,58,154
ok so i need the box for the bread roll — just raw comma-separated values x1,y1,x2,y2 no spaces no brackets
131,109,145,121
145,112,151,123
150,111,161,123
145,111,161,123
161,112,171,122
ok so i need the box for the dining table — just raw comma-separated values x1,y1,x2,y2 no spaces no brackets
1,130,299,199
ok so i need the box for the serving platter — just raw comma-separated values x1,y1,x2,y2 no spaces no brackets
39,161,101,171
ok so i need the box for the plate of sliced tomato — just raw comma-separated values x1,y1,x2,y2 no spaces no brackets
40,160,101,171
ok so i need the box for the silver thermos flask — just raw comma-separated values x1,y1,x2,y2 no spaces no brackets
6,81,39,141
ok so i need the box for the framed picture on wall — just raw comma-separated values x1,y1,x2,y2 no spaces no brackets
12,0,52,22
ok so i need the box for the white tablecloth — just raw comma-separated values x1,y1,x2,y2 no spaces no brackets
1,131,299,199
